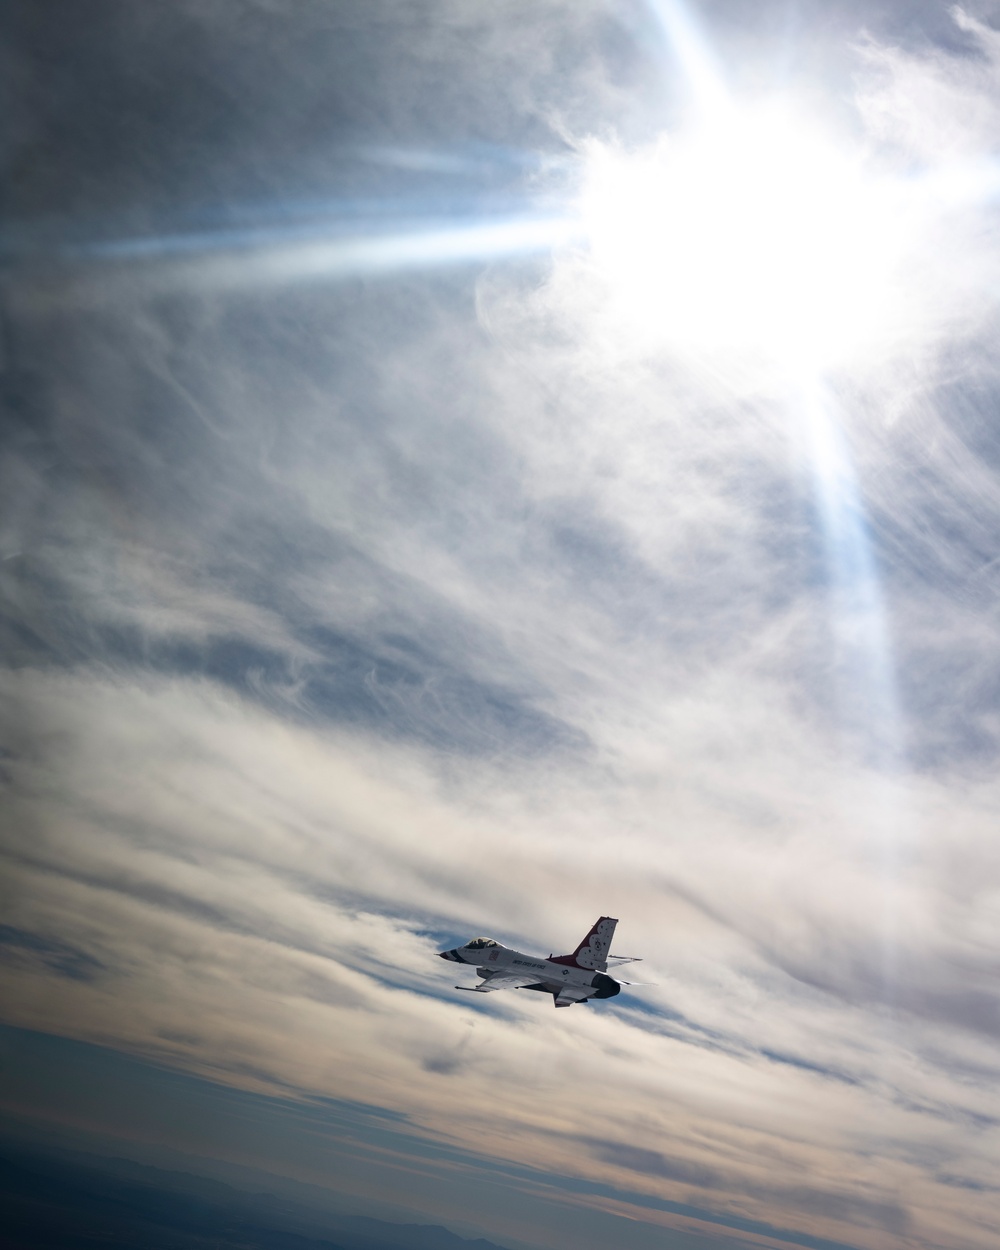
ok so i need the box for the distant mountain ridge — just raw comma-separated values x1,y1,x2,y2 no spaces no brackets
0,1143,511,1250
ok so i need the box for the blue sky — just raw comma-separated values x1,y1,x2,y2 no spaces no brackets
4,3,1000,1249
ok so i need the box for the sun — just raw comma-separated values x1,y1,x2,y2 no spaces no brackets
579,101,912,373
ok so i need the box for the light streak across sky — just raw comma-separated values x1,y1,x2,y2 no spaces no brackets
73,213,580,289
644,0,729,114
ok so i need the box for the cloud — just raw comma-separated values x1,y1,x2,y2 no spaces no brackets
0,925,106,984
583,1139,725,1188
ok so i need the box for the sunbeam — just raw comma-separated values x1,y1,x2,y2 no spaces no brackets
798,380,904,769
92,213,578,283
645,0,728,115
796,378,909,999
17,210,579,308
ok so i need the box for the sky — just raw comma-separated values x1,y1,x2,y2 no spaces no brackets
3,2,1000,1249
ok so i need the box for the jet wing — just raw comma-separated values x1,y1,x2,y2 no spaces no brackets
454,970,539,994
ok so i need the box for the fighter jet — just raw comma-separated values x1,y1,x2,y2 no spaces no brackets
439,916,640,1008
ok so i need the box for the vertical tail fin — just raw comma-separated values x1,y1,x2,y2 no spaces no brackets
549,916,618,971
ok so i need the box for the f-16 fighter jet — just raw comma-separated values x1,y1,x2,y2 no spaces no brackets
439,916,640,1008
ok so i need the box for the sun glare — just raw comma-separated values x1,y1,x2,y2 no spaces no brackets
581,103,912,371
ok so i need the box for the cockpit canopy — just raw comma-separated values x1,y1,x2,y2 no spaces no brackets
464,937,499,950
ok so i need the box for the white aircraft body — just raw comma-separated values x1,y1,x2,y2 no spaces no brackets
439,916,639,1008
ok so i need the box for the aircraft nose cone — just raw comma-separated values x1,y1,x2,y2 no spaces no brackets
438,950,459,961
